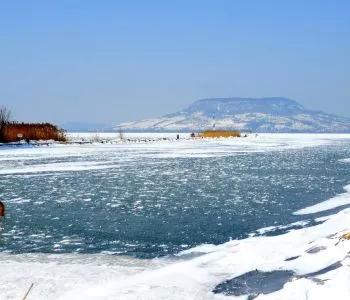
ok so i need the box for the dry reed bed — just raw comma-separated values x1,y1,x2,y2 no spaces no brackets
2,123,66,142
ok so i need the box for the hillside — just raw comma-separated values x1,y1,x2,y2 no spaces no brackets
117,97,350,133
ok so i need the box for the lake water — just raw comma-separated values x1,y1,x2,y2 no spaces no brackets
1,134,350,299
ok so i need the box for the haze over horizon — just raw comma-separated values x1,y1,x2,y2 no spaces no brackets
1,1,349,125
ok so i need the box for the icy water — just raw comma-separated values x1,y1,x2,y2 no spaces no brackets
1,134,350,299
0,135,349,258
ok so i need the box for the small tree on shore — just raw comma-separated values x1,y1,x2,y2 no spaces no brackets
118,127,124,140
0,106,12,142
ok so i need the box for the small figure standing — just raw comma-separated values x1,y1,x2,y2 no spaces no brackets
176,134,180,140
0,201,5,217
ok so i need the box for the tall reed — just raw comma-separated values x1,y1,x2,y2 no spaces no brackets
2,122,67,142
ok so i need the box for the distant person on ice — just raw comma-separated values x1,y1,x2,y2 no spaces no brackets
0,201,5,217
0,201,5,233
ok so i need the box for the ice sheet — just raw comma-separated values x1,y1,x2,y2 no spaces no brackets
1,134,350,299
0,133,346,161
1,205,350,299
294,185,350,215
0,161,118,175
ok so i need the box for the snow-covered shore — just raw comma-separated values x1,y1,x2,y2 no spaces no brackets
1,195,350,300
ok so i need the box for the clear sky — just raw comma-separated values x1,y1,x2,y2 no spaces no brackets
1,0,349,125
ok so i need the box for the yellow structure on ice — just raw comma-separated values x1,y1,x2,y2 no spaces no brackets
198,130,241,138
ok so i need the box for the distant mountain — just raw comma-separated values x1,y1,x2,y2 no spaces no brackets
117,97,350,133
61,122,114,132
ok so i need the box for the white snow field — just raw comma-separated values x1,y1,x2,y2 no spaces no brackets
1,133,350,300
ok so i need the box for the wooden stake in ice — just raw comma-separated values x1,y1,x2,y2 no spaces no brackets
21,283,34,300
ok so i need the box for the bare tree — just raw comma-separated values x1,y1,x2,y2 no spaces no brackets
0,106,11,124
0,106,12,142
118,127,124,140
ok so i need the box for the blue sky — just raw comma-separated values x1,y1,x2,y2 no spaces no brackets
1,0,349,125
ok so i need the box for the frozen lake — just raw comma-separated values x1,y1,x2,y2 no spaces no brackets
1,133,350,299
